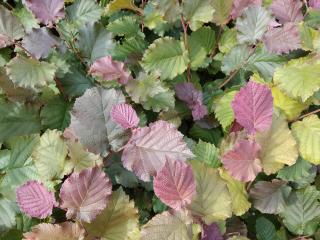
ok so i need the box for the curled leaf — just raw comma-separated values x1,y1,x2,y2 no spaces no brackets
111,103,139,129
270,0,303,24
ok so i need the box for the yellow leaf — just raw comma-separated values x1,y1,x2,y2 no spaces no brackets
107,0,142,14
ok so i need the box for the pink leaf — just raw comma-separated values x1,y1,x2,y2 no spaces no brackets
59,167,112,223
201,223,223,240
232,80,273,134
89,56,132,85
231,0,262,19
153,159,196,210
309,0,320,9
63,125,78,142
122,120,194,181
264,23,300,54
270,0,303,24
222,140,262,182
111,103,139,129
16,181,57,219
24,0,65,26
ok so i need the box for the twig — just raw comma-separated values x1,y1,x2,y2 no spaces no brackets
1,2,14,10
210,26,222,58
246,181,253,191
180,15,191,82
291,108,320,122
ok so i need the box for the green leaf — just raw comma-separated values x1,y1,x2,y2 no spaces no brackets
113,36,147,61
273,56,320,102
236,6,271,44
6,55,56,90
12,6,39,33
40,97,72,131
143,91,175,112
291,114,320,164
150,0,181,23
221,45,250,75
211,0,233,25
214,91,237,130
256,217,276,240
182,0,215,31
76,23,115,63
0,199,18,233
193,139,220,168
66,0,102,26
0,102,41,142
141,37,189,80
107,0,142,14
305,9,320,29
189,124,222,146
219,27,237,54
107,16,143,37
282,186,320,235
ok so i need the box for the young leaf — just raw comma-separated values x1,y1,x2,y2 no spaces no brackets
60,167,112,223
214,91,237,130
222,140,262,182
16,181,56,219
23,0,65,26
141,37,189,80
122,120,193,181
232,80,273,134
270,0,303,24
111,103,139,130
193,139,220,168
153,159,196,210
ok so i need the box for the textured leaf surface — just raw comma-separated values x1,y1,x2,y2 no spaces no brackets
16,181,56,219
193,139,220,168
141,37,189,80
232,80,273,134
0,199,18,232
256,217,276,240
66,0,102,26
122,120,193,181
188,161,232,224
231,0,261,19
291,115,320,164
201,223,223,240
214,91,237,130
154,159,196,210
270,0,303,23
60,167,112,223
212,0,233,25
84,188,139,240
111,103,139,129
222,139,262,182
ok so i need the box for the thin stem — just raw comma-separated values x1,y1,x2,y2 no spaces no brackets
210,26,222,58
246,181,253,191
180,15,191,82
1,2,14,10
292,108,320,122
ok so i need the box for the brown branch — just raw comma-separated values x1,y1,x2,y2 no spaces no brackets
291,108,320,122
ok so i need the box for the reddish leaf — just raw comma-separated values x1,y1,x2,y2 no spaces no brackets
222,140,262,182
59,167,112,223
154,159,196,210
231,0,262,19
270,0,303,23
111,103,139,129
309,0,320,9
16,181,57,219
232,80,273,134
201,223,223,240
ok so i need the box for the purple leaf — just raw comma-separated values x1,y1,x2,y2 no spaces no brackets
153,159,196,210
222,140,262,182
270,0,303,23
122,120,194,181
111,103,139,129
201,223,223,240
232,80,273,134
89,56,132,85
264,22,300,54
231,0,262,19
309,0,320,9
16,181,57,219
24,0,65,26
59,167,112,223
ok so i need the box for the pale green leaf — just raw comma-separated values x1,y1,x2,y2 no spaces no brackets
0,199,18,233
143,91,175,112
113,36,147,61
13,6,39,33
107,16,143,37
211,0,233,25
214,91,237,130
219,27,237,54
221,45,250,74
150,0,181,23
66,0,102,26
193,139,220,168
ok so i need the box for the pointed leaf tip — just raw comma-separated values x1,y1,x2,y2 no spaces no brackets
111,103,139,129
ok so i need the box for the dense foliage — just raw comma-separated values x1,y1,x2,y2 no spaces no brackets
0,0,320,239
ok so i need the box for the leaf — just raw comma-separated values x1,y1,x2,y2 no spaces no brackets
107,16,143,37
188,161,232,224
16,181,56,219
271,86,308,120
141,210,192,240
24,0,65,26
214,91,237,130
236,6,271,44
0,199,18,233
22,27,60,59
141,37,189,80
263,23,301,54
76,23,115,63
67,140,102,172
107,0,142,14
222,140,262,182
32,130,69,182
231,0,261,19
273,56,320,102
256,114,298,174
150,0,181,23
66,0,102,26
89,56,132,84
232,80,273,134
211,0,233,25
60,167,112,223
23,222,85,240
221,45,250,75
6,55,56,90
84,188,139,240
270,0,303,24
0,102,41,142
182,0,215,31
70,87,128,155
219,27,238,54
113,36,147,61
291,114,320,164
250,180,291,214
154,159,196,210
0,5,24,48
281,186,320,235
122,120,193,181
219,169,251,216
201,223,223,240
111,103,139,129
13,6,39,33
256,217,276,240
193,139,220,168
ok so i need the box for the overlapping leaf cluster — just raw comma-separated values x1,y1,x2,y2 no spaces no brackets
0,0,320,239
